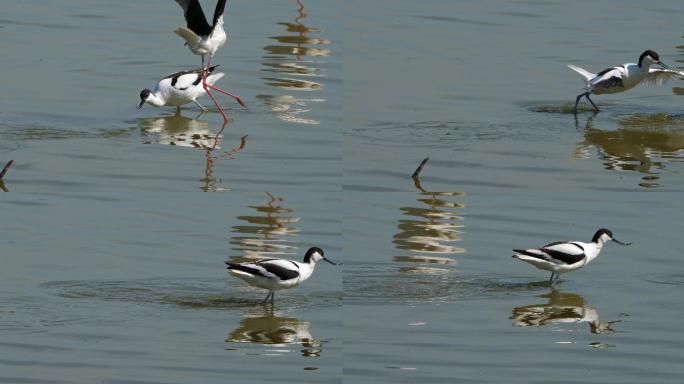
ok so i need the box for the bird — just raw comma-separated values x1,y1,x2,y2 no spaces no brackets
173,0,245,121
226,247,339,305
138,65,224,113
173,0,226,71
512,228,631,284
568,50,684,113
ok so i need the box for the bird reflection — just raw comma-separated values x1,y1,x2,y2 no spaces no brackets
228,193,301,262
258,0,330,124
392,160,465,274
227,308,322,357
138,112,248,191
511,289,617,334
139,110,217,149
575,112,684,188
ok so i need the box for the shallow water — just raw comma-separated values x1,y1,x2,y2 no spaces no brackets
3,0,684,383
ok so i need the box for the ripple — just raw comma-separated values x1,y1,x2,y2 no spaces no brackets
645,274,684,285
43,278,340,311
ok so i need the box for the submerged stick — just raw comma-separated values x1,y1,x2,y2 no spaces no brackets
411,157,429,179
0,160,14,180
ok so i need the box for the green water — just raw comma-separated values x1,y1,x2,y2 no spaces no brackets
2,0,684,383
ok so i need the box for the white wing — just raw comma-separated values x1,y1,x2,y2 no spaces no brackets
542,242,585,256
641,68,684,87
589,67,625,87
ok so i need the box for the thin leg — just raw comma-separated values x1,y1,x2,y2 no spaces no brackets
201,55,230,122
574,93,583,113
549,272,556,284
585,94,599,111
206,84,247,107
260,291,272,305
271,292,275,305
192,99,208,112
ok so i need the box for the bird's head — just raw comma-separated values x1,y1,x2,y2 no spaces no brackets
303,246,339,265
138,89,152,109
592,228,632,246
639,50,670,69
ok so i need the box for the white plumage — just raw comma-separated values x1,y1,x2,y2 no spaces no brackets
568,50,684,112
512,228,631,284
226,247,339,304
138,66,224,110
173,0,227,67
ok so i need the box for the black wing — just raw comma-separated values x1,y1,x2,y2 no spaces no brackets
175,0,212,36
257,259,300,281
212,0,227,27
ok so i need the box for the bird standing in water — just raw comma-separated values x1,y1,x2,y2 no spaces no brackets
226,247,339,305
173,0,246,121
512,228,631,284
568,50,684,113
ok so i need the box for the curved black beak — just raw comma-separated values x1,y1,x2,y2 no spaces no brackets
137,99,145,109
612,238,632,246
659,61,672,70
323,257,340,266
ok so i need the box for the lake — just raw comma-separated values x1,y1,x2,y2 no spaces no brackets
2,0,684,383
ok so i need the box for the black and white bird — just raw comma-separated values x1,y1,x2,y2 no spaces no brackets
512,228,631,284
138,65,224,110
172,0,246,121
568,50,684,113
174,0,227,69
226,247,339,305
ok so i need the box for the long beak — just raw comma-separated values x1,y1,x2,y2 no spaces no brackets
137,100,145,109
659,61,672,70
612,238,632,246
323,257,340,266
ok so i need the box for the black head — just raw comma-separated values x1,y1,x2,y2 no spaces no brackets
303,246,339,265
138,89,151,109
638,50,661,67
592,228,613,243
592,228,632,246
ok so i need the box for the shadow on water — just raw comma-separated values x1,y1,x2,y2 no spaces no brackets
574,112,684,188
257,0,330,125
511,289,621,341
138,112,249,191
228,193,301,262
226,307,325,358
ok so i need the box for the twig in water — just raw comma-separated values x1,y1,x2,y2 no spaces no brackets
0,160,14,180
411,157,429,179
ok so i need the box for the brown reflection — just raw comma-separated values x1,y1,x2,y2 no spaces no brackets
392,164,465,272
228,193,301,262
575,113,684,188
511,289,617,334
227,309,322,357
258,0,330,124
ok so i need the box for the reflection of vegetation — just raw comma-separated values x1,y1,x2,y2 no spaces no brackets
258,0,329,124
576,113,684,188
227,311,322,357
511,289,617,334
229,194,301,262
392,160,465,271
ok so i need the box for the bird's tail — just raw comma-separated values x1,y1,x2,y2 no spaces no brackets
567,64,595,83
174,27,201,46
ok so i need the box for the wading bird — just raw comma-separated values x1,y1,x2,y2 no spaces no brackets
568,50,684,113
226,247,339,305
512,228,631,284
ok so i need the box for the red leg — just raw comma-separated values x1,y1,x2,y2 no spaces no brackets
207,84,246,107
